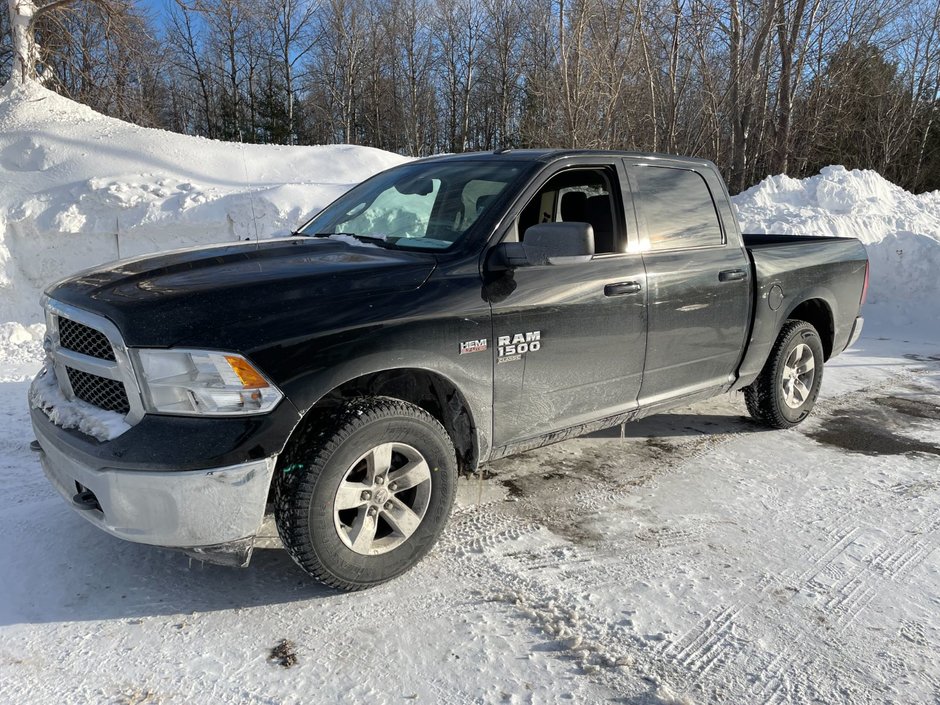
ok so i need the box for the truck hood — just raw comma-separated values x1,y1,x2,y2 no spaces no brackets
47,237,437,348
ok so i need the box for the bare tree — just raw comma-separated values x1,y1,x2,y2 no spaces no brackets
1,1,13,80
725,0,777,192
432,0,483,151
166,0,216,136
268,0,320,144
478,0,525,148
771,0,822,173
7,0,131,84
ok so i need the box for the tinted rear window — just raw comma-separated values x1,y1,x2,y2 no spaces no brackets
630,167,723,250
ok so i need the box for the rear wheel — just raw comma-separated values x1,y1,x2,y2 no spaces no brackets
744,320,824,429
274,397,457,590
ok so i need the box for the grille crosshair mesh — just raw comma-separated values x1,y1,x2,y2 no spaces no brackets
58,317,116,361
66,367,131,414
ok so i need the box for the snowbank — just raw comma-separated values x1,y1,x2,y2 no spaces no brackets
0,321,44,381
733,166,940,336
0,80,407,325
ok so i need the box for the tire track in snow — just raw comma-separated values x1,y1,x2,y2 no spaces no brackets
786,522,863,587
437,363,938,702
743,514,940,703
635,520,717,550
825,515,940,636
563,366,924,524
663,605,741,678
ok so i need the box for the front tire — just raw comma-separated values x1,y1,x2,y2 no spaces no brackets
274,397,457,591
744,320,824,429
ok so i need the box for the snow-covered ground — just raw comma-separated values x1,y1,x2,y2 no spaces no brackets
1,83,939,704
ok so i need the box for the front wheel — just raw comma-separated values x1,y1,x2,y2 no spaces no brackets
744,320,825,429
274,397,457,590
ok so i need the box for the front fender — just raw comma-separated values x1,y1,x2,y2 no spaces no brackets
248,269,495,462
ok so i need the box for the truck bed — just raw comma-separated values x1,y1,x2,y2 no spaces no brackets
733,232,868,390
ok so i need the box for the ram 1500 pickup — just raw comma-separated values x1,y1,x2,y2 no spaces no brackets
30,150,868,590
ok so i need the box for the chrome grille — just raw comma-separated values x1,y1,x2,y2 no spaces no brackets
65,367,131,414
44,298,145,428
58,316,116,361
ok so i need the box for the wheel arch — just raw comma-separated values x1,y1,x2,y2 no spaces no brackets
733,292,838,391
784,297,835,360
280,367,480,479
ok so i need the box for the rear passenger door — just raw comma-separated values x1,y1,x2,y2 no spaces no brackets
626,163,750,405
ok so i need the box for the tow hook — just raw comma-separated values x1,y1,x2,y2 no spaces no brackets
72,489,101,511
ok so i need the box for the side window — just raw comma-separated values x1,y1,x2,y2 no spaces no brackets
630,167,723,250
515,167,621,254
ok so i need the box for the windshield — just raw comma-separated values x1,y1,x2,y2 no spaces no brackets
298,161,525,250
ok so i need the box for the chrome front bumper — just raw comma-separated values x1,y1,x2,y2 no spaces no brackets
35,417,276,555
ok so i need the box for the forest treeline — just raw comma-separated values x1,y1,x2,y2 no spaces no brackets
2,0,940,193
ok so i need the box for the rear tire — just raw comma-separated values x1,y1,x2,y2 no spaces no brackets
274,396,457,591
744,320,824,429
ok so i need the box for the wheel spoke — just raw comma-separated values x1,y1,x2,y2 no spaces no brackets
382,497,423,539
785,349,800,370
347,510,378,553
793,379,811,404
388,458,431,492
335,481,369,510
796,356,815,375
366,443,394,481
794,345,806,366
783,380,794,406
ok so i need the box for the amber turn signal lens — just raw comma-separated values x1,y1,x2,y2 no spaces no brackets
224,355,270,388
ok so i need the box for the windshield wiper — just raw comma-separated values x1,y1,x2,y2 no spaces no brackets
308,232,400,249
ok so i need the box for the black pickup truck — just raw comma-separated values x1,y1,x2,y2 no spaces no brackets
30,150,868,590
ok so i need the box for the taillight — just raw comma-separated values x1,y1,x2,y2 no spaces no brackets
860,260,870,305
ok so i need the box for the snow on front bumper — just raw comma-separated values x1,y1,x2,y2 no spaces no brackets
33,414,276,553
30,364,131,441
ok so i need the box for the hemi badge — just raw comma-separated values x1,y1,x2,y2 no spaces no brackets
460,338,488,355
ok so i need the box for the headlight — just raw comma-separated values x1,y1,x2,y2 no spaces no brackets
136,349,283,416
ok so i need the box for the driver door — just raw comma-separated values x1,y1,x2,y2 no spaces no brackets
488,161,648,448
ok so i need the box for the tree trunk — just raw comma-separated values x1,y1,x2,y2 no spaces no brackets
8,0,39,83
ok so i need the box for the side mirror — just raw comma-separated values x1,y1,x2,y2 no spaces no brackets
490,222,595,269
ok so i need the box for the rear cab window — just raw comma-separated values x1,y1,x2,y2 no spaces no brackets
628,166,724,251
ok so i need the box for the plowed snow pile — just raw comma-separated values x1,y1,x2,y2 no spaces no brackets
0,80,406,329
733,166,940,336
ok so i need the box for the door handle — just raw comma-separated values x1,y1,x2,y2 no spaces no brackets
604,281,642,296
719,269,747,282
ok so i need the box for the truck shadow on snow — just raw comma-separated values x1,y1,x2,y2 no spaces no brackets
0,518,339,626
583,411,769,440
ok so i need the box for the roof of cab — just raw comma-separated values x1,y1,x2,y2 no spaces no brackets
411,148,715,169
